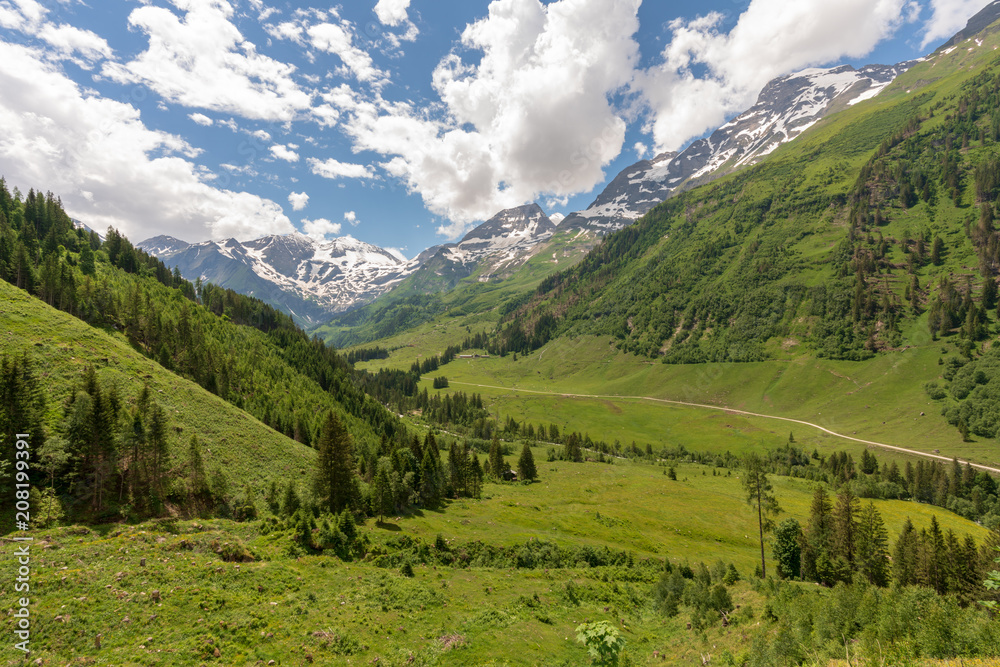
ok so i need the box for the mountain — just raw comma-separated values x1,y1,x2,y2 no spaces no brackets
404,203,556,289
937,0,1000,51
557,61,915,234
489,22,1000,367
138,232,416,326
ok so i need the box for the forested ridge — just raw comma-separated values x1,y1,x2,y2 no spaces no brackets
485,54,1000,373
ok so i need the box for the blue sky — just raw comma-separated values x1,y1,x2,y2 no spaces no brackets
0,0,992,258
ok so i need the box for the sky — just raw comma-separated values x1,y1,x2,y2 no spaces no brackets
0,0,993,258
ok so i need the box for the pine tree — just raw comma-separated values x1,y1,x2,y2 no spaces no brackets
517,443,537,482
855,502,890,587
468,453,484,498
488,434,505,479
313,411,356,514
371,457,395,523
832,486,860,566
801,485,833,583
892,518,919,587
419,446,441,506
742,453,781,578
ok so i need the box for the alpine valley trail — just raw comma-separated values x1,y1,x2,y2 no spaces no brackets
450,381,1000,475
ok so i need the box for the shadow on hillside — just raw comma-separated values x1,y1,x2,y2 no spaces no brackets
375,521,402,531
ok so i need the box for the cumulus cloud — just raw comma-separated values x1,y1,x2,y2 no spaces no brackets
635,0,919,154
288,191,309,210
375,0,410,26
189,112,214,126
0,0,111,67
0,41,292,242
308,157,375,179
269,143,300,162
921,0,993,47
333,0,640,238
266,14,387,84
373,0,419,45
102,0,312,121
301,217,341,239
344,210,359,226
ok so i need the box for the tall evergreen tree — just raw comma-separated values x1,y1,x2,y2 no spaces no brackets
832,486,861,567
742,453,781,578
488,434,505,479
517,443,537,482
371,457,395,523
855,502,890,587
892,518,919,587
313,411,356,514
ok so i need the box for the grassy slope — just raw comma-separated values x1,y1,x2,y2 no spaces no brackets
5,453,988,666
0,279,315,493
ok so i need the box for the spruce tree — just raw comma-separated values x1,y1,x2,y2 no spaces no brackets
313,411,356,514
855,502,890,587
517,443,537,482
488,434,505,479
371,457,395,523
419,446,441,506
832,486,860,567
892,518,919,586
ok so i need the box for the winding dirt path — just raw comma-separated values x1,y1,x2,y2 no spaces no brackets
451,381,1000,475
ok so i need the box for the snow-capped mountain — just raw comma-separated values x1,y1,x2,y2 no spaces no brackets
438,203,556,280
558,61,915,234
398,204,557,294
137,232,416,326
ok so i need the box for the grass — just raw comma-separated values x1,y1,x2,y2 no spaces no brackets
3,451,989,666
0,280,315,496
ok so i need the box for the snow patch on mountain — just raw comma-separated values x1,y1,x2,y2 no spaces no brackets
558,61,916,235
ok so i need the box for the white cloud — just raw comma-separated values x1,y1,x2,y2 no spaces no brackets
375,0,410,26
344,210,359,226
0,41,292,242
0,0,111,67
374,0,419,47
635,0,918,154
189,112,214,126
0,0,45,30
308,157,375,179
270,143,300,162
102,0,313,121
267,14,388,84
335,0,641,237
633,142,648,159
301,217,341,238
920,0,992,48
38,23,112,66
288,191,309,210
385,246,408,261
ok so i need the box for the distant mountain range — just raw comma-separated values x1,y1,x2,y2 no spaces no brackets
136,3,1000,330
136,233,415,326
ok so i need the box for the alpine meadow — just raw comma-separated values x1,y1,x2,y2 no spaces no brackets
6,2,1000,666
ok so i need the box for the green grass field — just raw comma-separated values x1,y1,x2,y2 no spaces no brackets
3,449,989,666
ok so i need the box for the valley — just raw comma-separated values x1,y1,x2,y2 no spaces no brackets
5,3,1000,666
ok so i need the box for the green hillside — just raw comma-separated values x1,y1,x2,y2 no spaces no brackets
0,278,315,517
486,38,1000,365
